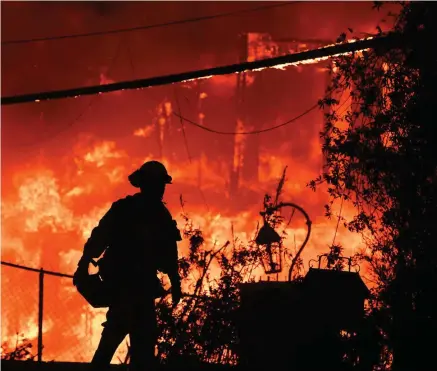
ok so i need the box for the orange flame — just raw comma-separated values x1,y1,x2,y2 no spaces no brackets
1,38,377,360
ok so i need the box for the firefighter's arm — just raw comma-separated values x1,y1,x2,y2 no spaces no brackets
80,201,122,263
161,220,182,284
166,241,181,285
168,223,182,306
155,217,182,306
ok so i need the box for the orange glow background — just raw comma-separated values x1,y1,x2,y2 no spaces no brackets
1,1,398,363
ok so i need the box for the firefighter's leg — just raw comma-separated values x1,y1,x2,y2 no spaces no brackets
128,298,157,371
91,326,127,370
91,305,128,371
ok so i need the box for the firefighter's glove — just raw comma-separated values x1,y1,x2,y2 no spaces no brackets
171,282,182,308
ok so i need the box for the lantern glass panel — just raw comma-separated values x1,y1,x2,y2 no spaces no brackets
259,242,283,274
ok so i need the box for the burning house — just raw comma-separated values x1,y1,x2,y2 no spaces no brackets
1,1,392,366
160,32,332,203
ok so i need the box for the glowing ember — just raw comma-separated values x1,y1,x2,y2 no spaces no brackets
134,125,155,138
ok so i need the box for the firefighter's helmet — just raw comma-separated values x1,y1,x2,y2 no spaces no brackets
128,160,172,188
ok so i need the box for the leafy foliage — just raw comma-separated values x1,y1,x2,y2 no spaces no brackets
311,2,437,370
150,168,309,366
154,198,263,365
326,244,346,271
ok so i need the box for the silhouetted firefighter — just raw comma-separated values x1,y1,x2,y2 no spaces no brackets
73,161,182,371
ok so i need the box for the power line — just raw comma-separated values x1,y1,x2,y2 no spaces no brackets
173,103,319,135
175,70,350,139
1,34,398,106
174,91,351,136
2,2,299,46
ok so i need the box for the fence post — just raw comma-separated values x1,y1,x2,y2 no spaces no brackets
38,269,44,362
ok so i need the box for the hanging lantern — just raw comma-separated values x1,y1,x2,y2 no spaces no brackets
254,201,312,281
255,222,283,274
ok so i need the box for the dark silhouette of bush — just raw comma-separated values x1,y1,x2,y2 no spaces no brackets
1,333,36,361
310,2,437,370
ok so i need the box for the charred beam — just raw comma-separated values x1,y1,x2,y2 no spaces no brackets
1,33,400,106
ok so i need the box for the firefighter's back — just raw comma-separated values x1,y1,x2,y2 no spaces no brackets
99,193,174,295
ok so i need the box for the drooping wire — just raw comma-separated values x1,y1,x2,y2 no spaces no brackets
173,103,319,135
172,77,352,136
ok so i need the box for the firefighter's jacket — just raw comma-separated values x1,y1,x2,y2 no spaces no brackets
82,193,181,295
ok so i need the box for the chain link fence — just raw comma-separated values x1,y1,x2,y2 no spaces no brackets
1,261,128,363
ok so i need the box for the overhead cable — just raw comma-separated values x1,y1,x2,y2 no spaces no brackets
2,2,299,45
173,104,319,135
174,87,351,136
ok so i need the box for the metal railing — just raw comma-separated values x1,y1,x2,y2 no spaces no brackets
1,261,74,362
1,261,90,362
1,260,209,363
308,253,361,272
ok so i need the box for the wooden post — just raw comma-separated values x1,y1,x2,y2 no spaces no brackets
37,269,44,362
